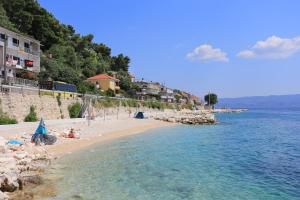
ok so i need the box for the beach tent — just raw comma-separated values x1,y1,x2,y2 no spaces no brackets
31,118,57,145
31,118,47,144
134,112,145,119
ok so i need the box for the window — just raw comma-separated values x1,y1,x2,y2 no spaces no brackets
24,42,30,53
0,34,5,42
13,56,20,65
12,38,19,47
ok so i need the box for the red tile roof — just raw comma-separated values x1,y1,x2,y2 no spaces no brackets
87,74,119,81
190,95,200,101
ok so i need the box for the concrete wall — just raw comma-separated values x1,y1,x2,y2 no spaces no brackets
0,92,81,122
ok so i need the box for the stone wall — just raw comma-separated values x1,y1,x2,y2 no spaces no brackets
0,92,81,122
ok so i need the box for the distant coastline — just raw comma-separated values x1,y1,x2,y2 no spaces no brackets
218,94,300,109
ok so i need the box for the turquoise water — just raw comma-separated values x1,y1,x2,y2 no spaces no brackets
42,109,300,200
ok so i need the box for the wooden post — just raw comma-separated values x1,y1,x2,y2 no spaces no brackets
103,108,106,122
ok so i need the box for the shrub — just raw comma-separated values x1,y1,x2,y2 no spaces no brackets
0,115,17,125
77,81,97,94
68,102,81,118
181,103,193,110
0,98,17,125
56,96,62,106
126,99,138,107
106,89,115,97
24,106,38,122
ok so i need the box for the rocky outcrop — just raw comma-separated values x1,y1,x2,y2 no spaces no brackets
152,110,216,125
0,136,50,199
212,108,248,113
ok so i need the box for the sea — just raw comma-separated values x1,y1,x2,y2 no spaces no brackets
38,109,300,200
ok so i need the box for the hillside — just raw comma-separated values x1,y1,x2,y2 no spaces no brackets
0,0,135,96
218,94,300,109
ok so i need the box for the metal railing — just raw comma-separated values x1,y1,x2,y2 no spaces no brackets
0,76,39,88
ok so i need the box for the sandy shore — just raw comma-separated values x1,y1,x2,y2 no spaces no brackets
47,118,173,156
0,115,174,199
0,116,173,157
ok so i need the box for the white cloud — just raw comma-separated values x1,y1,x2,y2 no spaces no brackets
237,35,300,59
187,44,229,62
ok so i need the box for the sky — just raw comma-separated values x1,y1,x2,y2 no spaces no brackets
38,0,300,98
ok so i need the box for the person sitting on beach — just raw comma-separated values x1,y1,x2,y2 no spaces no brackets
64,128,80,139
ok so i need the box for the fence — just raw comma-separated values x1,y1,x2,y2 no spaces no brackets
0,84,79,99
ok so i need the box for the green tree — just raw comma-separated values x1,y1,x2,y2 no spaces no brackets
77,81,97,94
204,93,218,109
116,70,132,91
1,0,132,92
0,3,17,31
111,54,130,71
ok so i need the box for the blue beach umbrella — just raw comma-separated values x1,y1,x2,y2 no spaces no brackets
31,118,47,143
35,118,47,135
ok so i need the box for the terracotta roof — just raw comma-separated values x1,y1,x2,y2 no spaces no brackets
190,95,200,101
87,74,119,81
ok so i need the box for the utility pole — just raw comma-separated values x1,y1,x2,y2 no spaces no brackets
208,91,211,110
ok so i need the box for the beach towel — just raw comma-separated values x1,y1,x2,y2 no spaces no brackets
7,140,23,145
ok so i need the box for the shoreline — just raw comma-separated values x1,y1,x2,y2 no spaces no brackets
1,109,220,199
0,117,174,199
46,118,175,157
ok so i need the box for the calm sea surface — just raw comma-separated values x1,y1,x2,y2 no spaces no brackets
40,109,300,200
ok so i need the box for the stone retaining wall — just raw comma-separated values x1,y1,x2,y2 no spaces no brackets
0,93,81,122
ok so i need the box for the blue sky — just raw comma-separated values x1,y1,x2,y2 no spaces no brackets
38,0,300,98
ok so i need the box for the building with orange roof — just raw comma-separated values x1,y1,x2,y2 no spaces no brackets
87,74,120,94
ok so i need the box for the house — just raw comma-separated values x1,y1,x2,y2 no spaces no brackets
129,73,135,82
0,26,40,84
136,81,162,100
87,74,120,94
190,95,202,105
160,87,175,103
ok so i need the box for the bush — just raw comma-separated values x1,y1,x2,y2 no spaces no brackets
0,115,17,125
68,102,81,118
24,106,38,122
181,103,193,110
56,96,62,106
126,99,139,107
106,89,115,97
77,81,97,94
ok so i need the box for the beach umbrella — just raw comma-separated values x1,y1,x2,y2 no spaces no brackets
31,118,47,143
35,118,47,135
